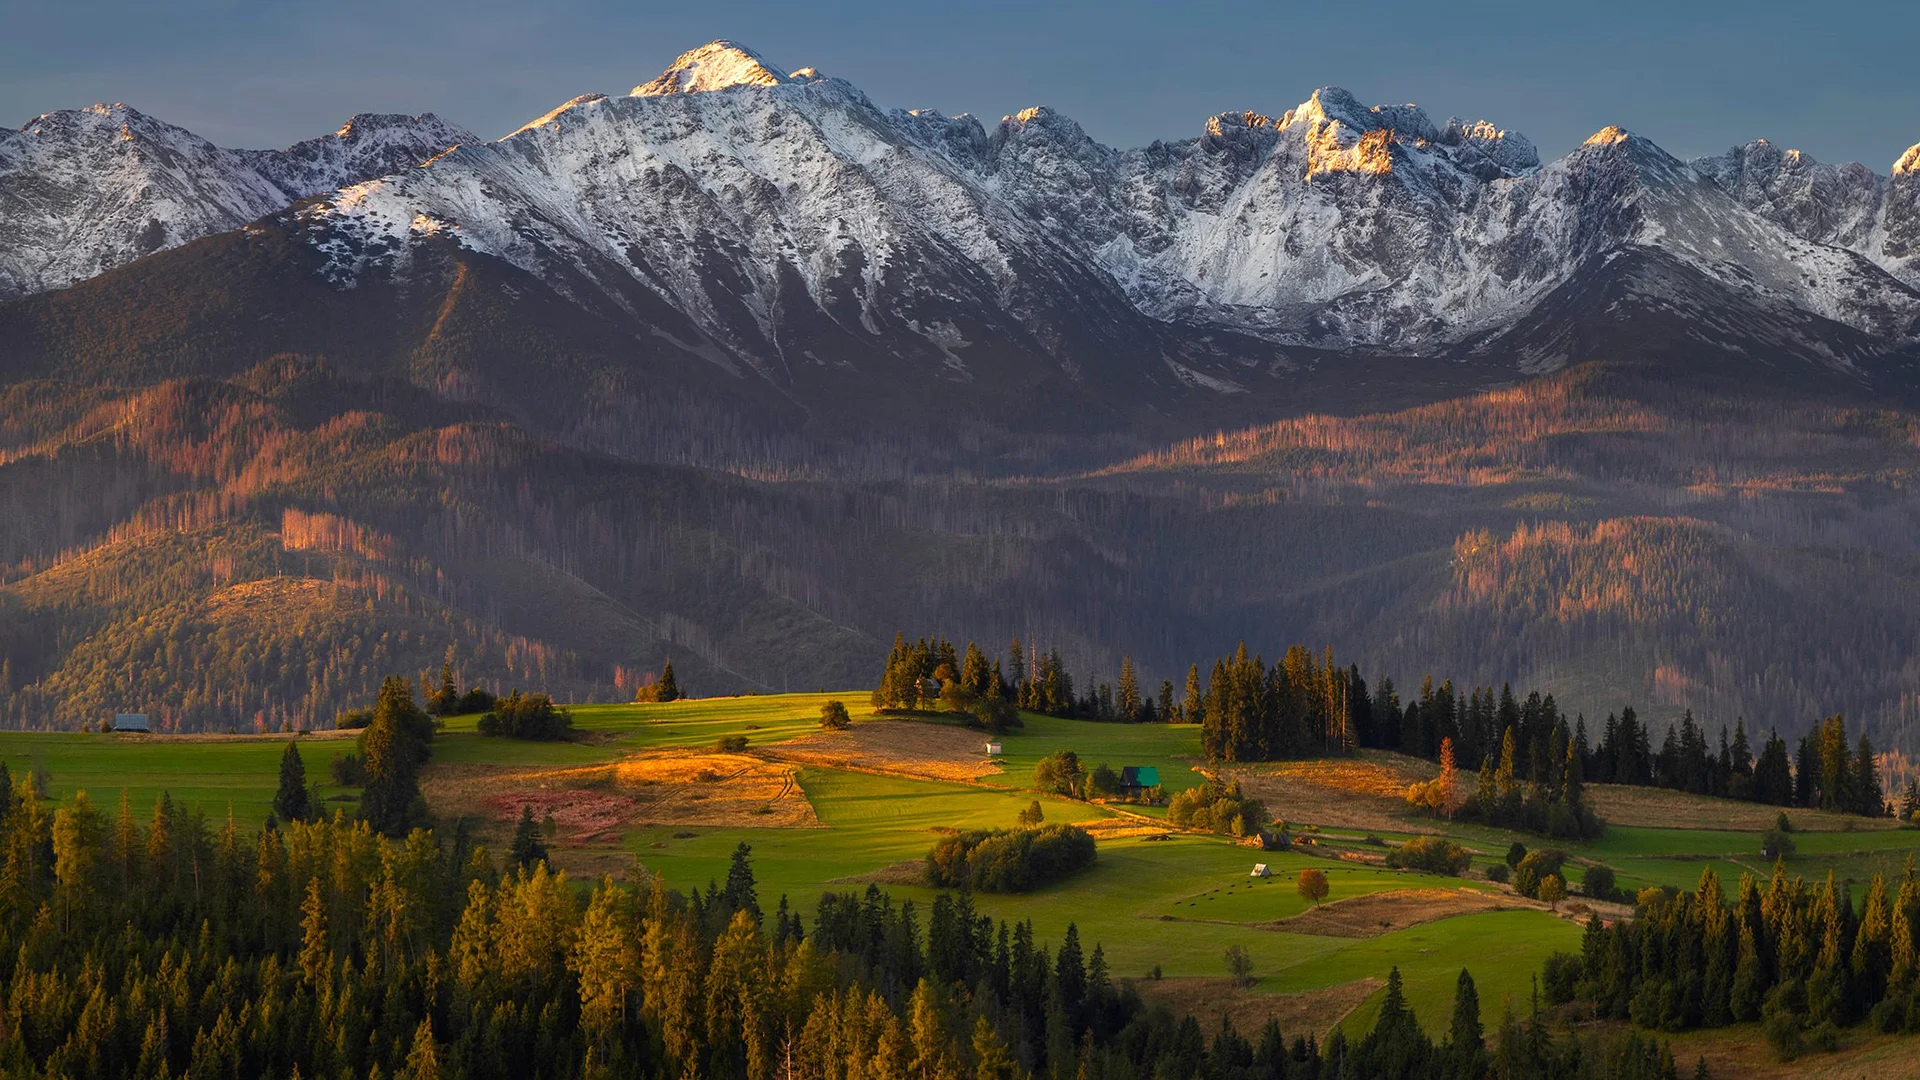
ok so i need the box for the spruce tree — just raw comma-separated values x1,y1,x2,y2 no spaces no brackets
723,840,760,923
359,676,434,837
1447,969,1484,1079
1116,657,1140,723
272,741,312,824
509,804,547,869
655,659,681,703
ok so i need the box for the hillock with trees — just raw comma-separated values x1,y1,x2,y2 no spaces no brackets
1167,780,1269,838
476,689,574,740
925,823,1098,892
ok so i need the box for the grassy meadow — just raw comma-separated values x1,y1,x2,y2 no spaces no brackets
2,689,1914,1047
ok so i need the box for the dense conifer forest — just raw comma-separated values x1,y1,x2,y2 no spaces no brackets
876,633,1895,839
3,362,1920,759
0,759,1693,1080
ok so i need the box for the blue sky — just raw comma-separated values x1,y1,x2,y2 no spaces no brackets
3,0,1915,167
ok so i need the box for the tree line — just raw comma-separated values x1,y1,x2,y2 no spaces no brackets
879,635,1893,824
1555,858,1920,1062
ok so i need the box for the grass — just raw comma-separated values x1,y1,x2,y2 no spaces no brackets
978,715,1207,794
0,732,355,822
11,689,1920,1041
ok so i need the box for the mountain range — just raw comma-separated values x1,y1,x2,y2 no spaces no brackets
1,41,1919,747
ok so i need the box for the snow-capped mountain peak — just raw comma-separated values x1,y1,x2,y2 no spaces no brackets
6,48,1920,389
0,103,472,298
1896,141,1920,176
632,41,792,97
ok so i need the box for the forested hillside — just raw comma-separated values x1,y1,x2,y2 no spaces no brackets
0,350,1917,751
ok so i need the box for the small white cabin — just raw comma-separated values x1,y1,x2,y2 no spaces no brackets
113,712,150,733
984,740,1003,756
1250,863,1270,878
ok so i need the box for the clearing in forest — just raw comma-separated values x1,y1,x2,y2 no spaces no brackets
1585,784,1903,832
768,719,1004,783
1132,976,1382,1043
1263,887,1536,938
1224,753,1438,833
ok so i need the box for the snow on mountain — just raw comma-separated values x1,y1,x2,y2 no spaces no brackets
1693,138,1920,290
632,41,797,96
0,104,472,297
7,41,1919,382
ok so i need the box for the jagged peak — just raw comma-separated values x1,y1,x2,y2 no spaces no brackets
1896,141,1920,176
329,112,462,140
1584,125,1632,147
508,94,609,139
632,41,790,97
1438,117,1539,173
1280,88,1437,141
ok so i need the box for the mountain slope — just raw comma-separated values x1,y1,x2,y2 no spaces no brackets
1693,136,1920,289
0,103,473,297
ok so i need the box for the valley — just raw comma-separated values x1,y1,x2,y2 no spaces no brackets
8,692,1920,1075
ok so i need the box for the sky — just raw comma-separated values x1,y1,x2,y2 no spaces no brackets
2,0,1917,168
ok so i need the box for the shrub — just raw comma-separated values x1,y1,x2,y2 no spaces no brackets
476,690,574,740
926,824,1096,892
456,688,497,714
1167,781,1267,837
1581,865,1618,901
819,700,852,730
717,735,749,753
1224,944,1255,987
334,708,373,731
1512,848,1567,899
1485,863,1510,884
1034,750,1085,796
329,751,367,786
1385,835,1472,876
1761,827,1795,860
1506,841,1528,868
1543,951,1582,1005
1085,763,1121,799
1018,800,1044,826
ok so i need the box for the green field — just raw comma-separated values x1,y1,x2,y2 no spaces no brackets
5,690,1915,1041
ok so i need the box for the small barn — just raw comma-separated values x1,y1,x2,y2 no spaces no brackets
112,712,150,733
1118,766,1161,793
1250,863,1270,878
984,740,1003,756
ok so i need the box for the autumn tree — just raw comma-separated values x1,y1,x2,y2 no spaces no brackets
1297,867,1330,906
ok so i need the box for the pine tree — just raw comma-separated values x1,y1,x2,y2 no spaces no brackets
1855,734,1884,817
656,659,681,703
299,875,329,989
510,805,548,869
359,676,434,837
1183,665,1202,728
1116,657,1141,723
273,741,313,824
1447,969,1484,1079
724,841,761,924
